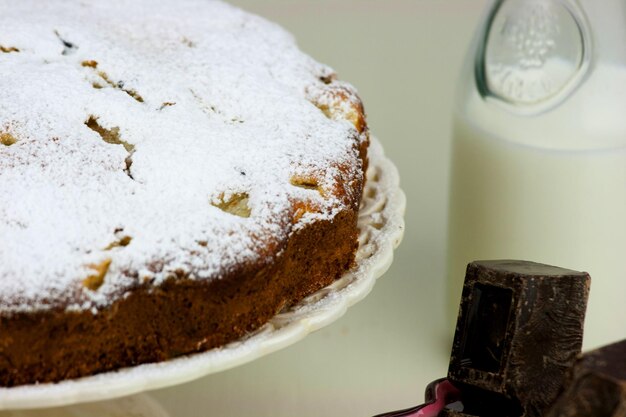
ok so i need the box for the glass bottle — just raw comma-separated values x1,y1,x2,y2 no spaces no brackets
447,0,626,349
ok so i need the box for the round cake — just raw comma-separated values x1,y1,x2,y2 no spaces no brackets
0,0,368,386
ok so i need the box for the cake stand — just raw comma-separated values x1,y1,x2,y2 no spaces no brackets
0,137,406,413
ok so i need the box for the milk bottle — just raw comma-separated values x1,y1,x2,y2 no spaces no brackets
447,0,626,348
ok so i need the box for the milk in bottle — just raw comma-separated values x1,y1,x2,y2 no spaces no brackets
447,0,626,349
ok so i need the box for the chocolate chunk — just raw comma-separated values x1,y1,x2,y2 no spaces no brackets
545,339,626,417
447,260,590,417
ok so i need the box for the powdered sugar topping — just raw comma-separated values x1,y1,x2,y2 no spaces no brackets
0,0,366,313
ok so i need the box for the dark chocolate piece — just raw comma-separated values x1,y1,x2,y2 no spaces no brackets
545,339,626,417
447,260,590,417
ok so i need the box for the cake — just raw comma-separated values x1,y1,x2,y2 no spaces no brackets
0,0,368,386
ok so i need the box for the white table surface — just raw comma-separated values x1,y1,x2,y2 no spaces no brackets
151,2,488,416
0,2,489,416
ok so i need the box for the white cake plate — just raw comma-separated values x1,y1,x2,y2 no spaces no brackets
0,137,405,411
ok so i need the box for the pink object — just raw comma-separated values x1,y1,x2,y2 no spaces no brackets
413,380,459,417
373,379,461,417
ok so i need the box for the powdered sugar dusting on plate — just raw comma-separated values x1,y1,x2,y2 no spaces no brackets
0,0,366,313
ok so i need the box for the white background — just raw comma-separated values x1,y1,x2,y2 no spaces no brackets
151,1,489,416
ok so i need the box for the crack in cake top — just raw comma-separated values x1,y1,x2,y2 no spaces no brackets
0,0,367,313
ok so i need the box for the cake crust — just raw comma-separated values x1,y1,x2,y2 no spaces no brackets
0,208,362,386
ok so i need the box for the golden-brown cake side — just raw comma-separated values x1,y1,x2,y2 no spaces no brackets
0,203,360,386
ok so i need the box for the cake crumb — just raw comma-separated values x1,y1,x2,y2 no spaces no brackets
83,259,112,291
